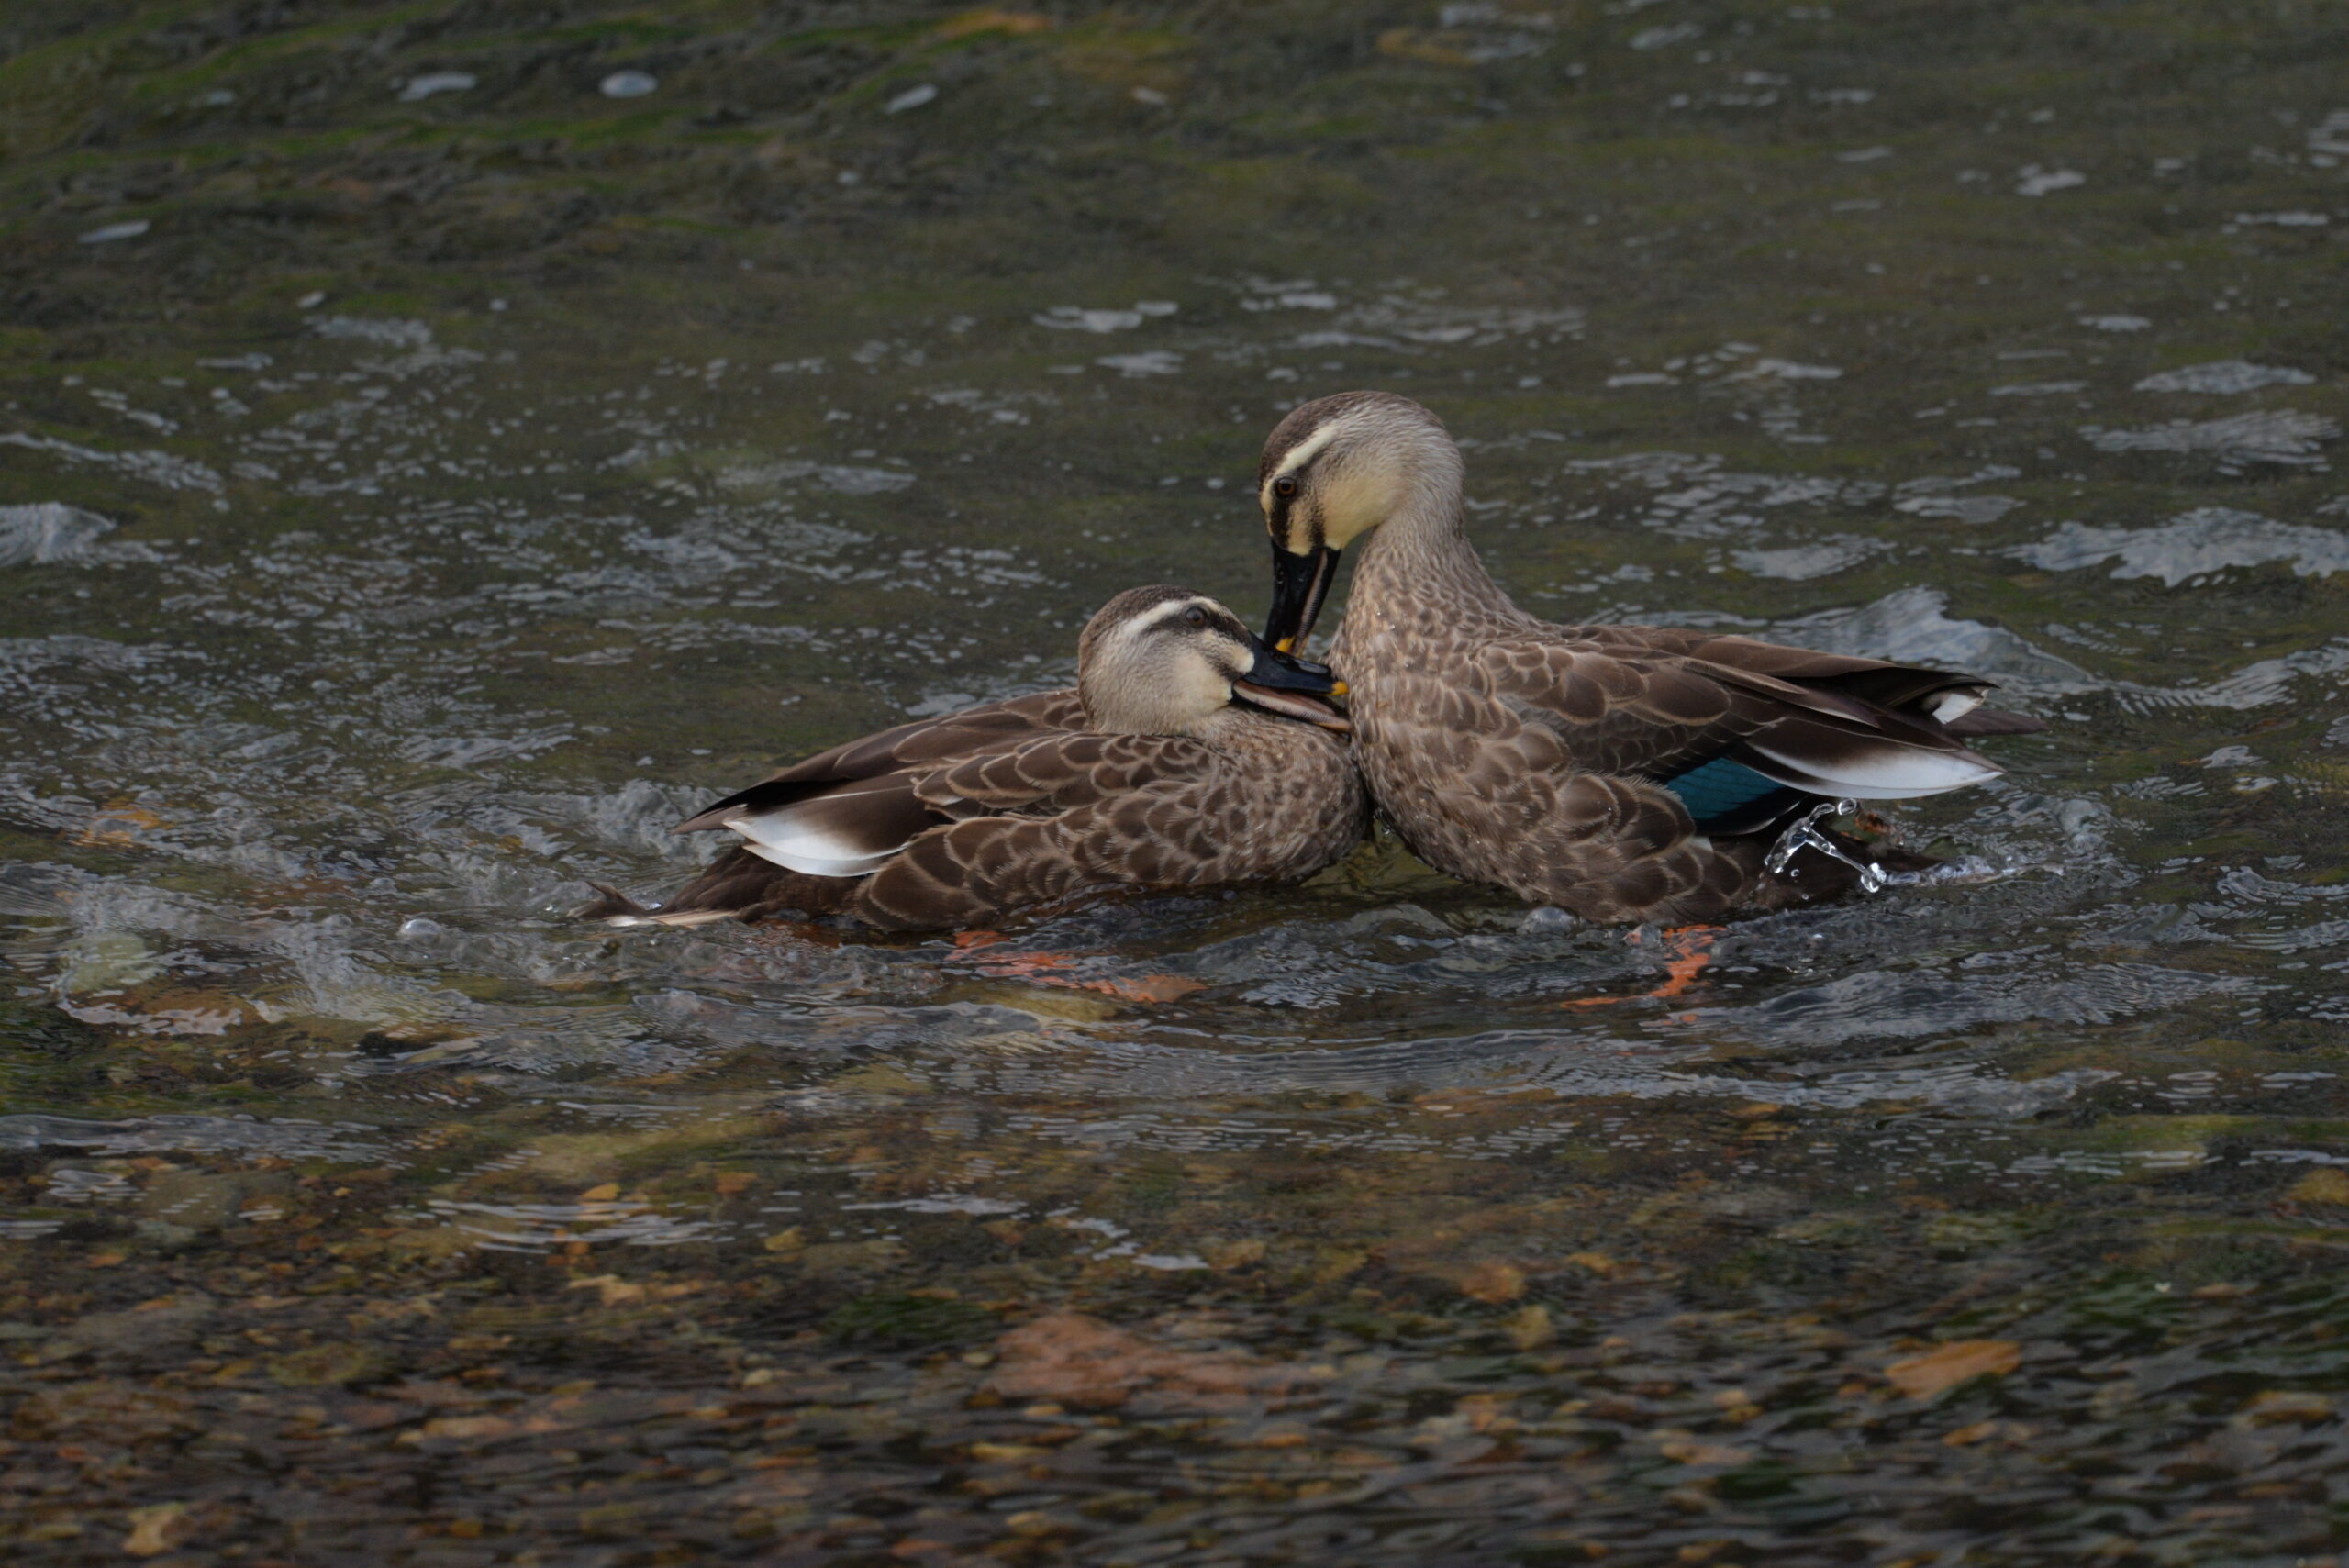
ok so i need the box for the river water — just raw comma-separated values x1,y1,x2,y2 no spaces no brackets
4,4,2348,1564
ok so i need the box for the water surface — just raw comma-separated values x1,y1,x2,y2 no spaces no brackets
4,4,2349,1563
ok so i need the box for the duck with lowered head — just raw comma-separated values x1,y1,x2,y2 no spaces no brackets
582,586,1365,931
1253,390,2044,924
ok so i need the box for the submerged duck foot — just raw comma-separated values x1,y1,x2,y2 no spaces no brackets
1559,924,1721,1011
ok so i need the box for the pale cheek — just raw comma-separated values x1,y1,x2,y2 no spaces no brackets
1319,488,1369,548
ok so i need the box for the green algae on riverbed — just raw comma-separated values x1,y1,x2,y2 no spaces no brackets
6,2,2349,1563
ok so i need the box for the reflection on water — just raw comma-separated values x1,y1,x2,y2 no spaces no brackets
5,1,2349,1562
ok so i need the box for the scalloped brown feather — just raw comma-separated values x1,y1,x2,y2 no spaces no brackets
600,689,1367,932
1301,399,2043,923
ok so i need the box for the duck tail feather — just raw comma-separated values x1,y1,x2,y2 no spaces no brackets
577,884,745,928
674,776,829,835
1943,706,2047,736
1705,663,1957,748
1731,717,2002,801
577,881,654,921
727,773,938,878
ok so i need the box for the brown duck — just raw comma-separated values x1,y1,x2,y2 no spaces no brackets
1253,391,2045,923
582,586,1365,931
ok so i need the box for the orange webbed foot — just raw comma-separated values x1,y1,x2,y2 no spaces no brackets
1559,924,1722,1011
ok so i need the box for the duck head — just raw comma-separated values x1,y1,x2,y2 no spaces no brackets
1077,586,1351,736
1258,391,1463,653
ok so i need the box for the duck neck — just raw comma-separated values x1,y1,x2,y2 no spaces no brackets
1345,471,1512,634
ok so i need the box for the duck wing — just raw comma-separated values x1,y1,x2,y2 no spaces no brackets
916,732,1217,813
685,714,1221,898
853,733,1230,929
1475,632,2024,835
652,688,1082,881
670,689,1082,834
1549,627,2046,736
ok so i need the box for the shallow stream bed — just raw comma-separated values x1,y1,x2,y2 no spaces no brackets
4,4,2349,1563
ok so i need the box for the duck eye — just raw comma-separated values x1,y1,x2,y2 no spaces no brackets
1273,474,1299,499
1184,606,1208,627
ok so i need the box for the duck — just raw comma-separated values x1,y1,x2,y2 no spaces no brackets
580,586,1366,932
1252,390,2045,924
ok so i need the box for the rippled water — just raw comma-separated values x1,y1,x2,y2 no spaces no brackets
5,4,2349,1563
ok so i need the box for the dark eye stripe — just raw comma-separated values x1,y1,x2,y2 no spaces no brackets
1267,486,1299,536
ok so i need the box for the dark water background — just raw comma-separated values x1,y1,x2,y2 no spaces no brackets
5,3,2349,1563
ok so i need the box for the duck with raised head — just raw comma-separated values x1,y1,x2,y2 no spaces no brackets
1252,391,2044,924
581,586,1365,931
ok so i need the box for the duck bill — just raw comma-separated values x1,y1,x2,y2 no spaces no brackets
1232,681,1352,731
1232,633,1352,732
1264,542,1341,657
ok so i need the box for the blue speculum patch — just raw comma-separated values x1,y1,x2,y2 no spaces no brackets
1660,756,1787,824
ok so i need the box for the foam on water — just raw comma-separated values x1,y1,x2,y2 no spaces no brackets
2013,507,2349,585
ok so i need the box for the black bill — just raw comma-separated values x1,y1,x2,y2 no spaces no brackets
1232,627,1351,732
1264,540,1341,659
